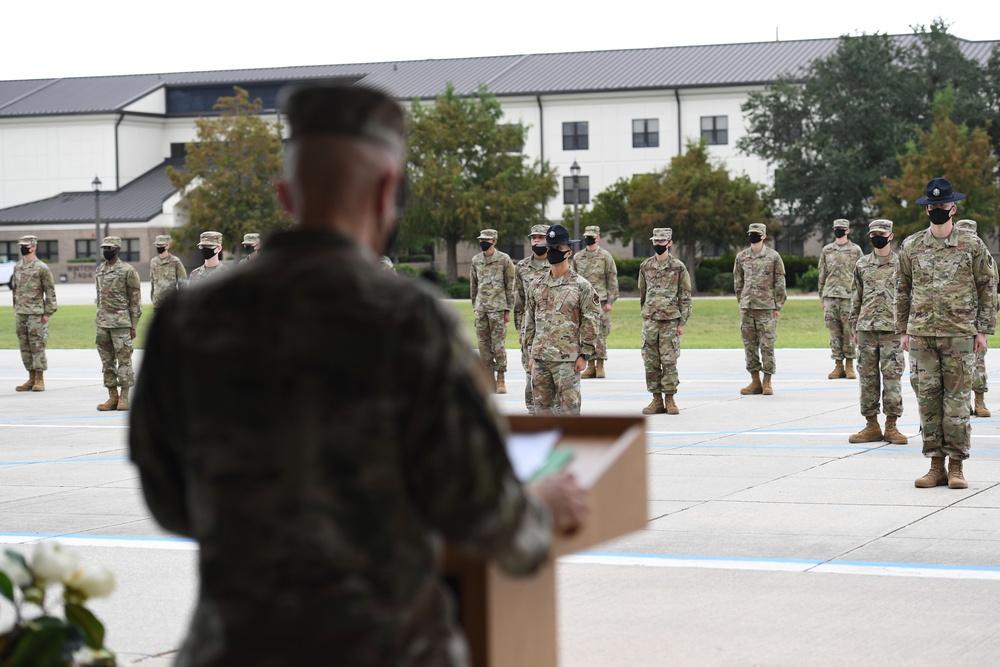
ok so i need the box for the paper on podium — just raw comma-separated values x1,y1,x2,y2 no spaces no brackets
506,429,561,481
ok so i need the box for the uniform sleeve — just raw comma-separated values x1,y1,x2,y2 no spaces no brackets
679,263,692,325
504,256,515,311
513,264,526,330
42,266,57,316
579,282,601,358
638,263,647,307
773,254,787,309
523,288,537,354
469,259,479,306
606,253,619,305
733,255,744,299
973,241,997,335
895,246,913,335
849,262,863,329
177,259,188,286
817,251,827,295
127,268,142,327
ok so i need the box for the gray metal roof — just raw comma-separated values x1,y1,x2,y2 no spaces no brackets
0,160,181,225
0,35,995,117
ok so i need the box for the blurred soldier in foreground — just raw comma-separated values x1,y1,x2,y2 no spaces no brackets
149,234,186,310
818,218,863,379
188,231,228,283
573,225,618,378
638,228,691,415
848,220,906,445
734,223,786,395
95,236,141,412
239,233,261,265
11,235,57,392
956,219,998,418
514,224,550,413
898,178,996,490
470,228,515,393
130,83,586,667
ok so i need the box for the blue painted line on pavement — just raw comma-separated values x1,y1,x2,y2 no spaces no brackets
0,414,126,422
648,443,885,451
583,551,821,565
0,456,129,467
0,532,194,544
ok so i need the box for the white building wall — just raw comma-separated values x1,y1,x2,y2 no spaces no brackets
123,88,166,115
678,86,771,184
117,116,165,186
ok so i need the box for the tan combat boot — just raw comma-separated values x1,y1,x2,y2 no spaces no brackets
849,415,882,443
974,392,991,418
947,458,968,489
15,370,36,392
117,386,130,411
845,359,857,380
740,372,763,395
664,394,679,415
581,360,597,379
828,360,846,379
762,374,774,395
31,372,45,392
97,387,119,411
883,416,908,445
914,457,948,488
596,359,606,379
495,372,506,395
642,393,665,415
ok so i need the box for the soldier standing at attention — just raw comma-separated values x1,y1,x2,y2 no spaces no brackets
95,236,141,412
239,233,261,265
470,228,515,393
898,178,997,490
11,235,57,392
573,225,618,379
734,223,787,395
639,228,691,416
514,224,550,413
149,234,186,310
523,224,601,415
188,231,228,283
818,218,863,379
129,83,587,666
848,220,907,445
955,219,998,418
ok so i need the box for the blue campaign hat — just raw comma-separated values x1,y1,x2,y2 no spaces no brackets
544,224,580,247
915,177,965,205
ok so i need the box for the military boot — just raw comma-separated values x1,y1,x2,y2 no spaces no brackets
762,374,774,395
31,372,45,392
581,360,597,379
116,386,130,411
642,393,666,415
974,392,991,418
883,416,908,445
664,394,679,415
849,416,882,443
15,370,36,392
948,458,968,489
495,372,506,395
828,360,846,379
97,387,119,411
845,359,857,380
914,457,948,488
740,372,763,395
596,359,606,379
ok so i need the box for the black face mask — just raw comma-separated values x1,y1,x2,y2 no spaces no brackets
200,247,218,260
834,228,848,238
584,237,596,246
532,244,547,257
102,249,118,261
748,233,763,244
19,246,31,256
929,207,952,225
870,235,891,249
546,248,568,265
243,244,256,254
654,244,668,255
155,246,166,255
479,241,493,252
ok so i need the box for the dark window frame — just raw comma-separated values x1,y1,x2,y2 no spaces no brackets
632,118,660,148
701,115,729,145
35,240,58,262
563,175,591,206
120,238,140,263
75,239,97,260
562,121,589,151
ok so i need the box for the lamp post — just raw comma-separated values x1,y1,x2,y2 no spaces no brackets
570,160,581,242
92,176,102,266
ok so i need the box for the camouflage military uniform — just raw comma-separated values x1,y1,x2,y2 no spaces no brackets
470,243,515,375
12,256,57,373
955,221,1000,400
149,253,187,309
733,244,787,375
95,254,142,389
514,232,550,413
818,236,863,361
523,269,601,415
572,241,618,360
639,252,691,396
897,228,997,460
239,232,261,266
851,250,903,418
188,262,228,283
130,228,552,666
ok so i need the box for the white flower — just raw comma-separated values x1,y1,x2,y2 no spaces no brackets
31,541,78,584
0,553,32,587
67,566,116,599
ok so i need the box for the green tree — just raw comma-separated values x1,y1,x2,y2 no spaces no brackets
403,83,558,281
577,176,639,241
167,87,289,257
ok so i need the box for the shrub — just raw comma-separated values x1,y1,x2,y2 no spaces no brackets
797,266,820,292
613,257,644,280
780,254,819,289
394,263,419,277
445,281,471,299
695,266,719,292
712,272,735,294
617,275,638,294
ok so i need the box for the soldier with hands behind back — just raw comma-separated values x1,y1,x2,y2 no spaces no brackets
514,224,551,413
11,235,57,392
734,223,787,396
573,225,618,379
818,218,863,379
470,228,515,393
95,236,141,412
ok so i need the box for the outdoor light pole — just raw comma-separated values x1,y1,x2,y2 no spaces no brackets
571,160,581,241
92,176,102,266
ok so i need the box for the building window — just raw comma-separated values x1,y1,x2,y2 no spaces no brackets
563,176,590,205
562,122,589,151
701,116,728,145
632,119,659,148
498,241,525,261
0,241,18,262
35,241,58,262
76,239,97,260
120,238,140,262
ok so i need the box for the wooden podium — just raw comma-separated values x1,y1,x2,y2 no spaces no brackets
444,415,648,667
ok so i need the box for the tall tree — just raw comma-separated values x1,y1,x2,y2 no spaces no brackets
167,87,289,256
403,83,557,281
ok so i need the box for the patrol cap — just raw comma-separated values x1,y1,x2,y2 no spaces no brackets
583,225,601,237
17,235,38,246
198,231,223,248
154,235,171,246
527,224,548,238
915,177,965,205
544,223,579,247
242,233,261,245
650,228,672,241
833,219,850,229
956,219,978,234
868,219,893,234
477,229,498,241
280,83,405,154
748,223,767,236
100,236,122,248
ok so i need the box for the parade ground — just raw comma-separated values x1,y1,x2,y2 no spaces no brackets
3,346,1000,665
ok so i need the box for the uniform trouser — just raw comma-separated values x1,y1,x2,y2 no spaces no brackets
595,302,611,360
908,335,974,460
822,297,856,360
15,313,48,371
856,330,904,417
521,345,534,413
741,309,777,375
642,318,681,395
475,310,507,373
96,327,135,388
973,348,988,393
531,359,581,415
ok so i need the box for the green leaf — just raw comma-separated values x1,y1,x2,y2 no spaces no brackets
65,603,105,649
3,549,31,577
0,571,14,601
9,625,69,667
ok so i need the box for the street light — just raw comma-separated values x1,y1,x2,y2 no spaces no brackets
92,176,102,266
570,160,581,242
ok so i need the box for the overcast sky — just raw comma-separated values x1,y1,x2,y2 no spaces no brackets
3,0,996,81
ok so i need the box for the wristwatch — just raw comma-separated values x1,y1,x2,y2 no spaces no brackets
578,354,590,362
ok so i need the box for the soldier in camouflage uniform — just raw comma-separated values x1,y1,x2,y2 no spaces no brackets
733,223,787,395
523,224,601,415
188,231,228,283
638,228,691,416
470,228,515,393
898,178,997,490
149,234,187,310
573,225,619,379
239,232,261,265
818,218,863,379
956,219,998,418
848,220,906,445
514,224,550,413
95,236,142,412
11,235,57,392
129,83,586,667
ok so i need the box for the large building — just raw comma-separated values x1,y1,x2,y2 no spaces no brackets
0,35,996,280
